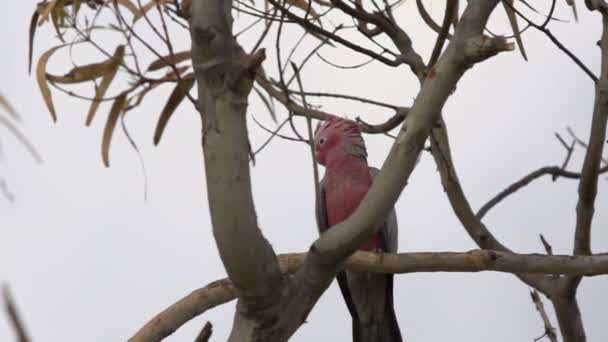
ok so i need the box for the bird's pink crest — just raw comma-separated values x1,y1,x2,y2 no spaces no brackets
314,116,367,161
314,116,362,138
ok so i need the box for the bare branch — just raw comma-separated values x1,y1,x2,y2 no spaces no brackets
573,12,608,263
430,122,553,294
428,0,457,68
530,290,558,342
507,2,598,82
190,0,283,312
476,165,608,220
131,250,608,341
266,0,404,66
129,278,234,342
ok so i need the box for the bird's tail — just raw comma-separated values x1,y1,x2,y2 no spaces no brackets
352,274,403,342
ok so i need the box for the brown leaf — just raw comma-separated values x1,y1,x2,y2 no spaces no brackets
503,0,528,61
37,45,64,122
50,0,68,43
565,0,578,21
38,0,58,26
154,74,195,145
116,0,140,17
147,51,192,71
85,45,125,126
28,10,40,74
47,60,113,84
102,93,127,167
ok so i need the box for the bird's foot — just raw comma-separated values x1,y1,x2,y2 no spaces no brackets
372,247,385,264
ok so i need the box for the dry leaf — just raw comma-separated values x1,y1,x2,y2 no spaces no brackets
147,51,192,71
503,0,528,61
37,45,64,122
116,0,140,17
38,0,58,26
565,0,578,21
102,93,127,167
85,45,125,126
47,60,113,84
153,74,195,145
28,10,40,74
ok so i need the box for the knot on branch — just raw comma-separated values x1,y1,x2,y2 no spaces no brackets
469,249,502,269
463,35,515,65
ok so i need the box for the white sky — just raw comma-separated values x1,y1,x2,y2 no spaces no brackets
1,1,607,341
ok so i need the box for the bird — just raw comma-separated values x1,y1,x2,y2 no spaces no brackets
314,116,402,342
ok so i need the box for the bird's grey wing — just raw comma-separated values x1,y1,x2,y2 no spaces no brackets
315,176,362,337
369,167,398,253
315,176,328,234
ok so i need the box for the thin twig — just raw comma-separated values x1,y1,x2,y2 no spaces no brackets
476,165,608,220
530,290,558,342
506,2,598,82
291,62,322,226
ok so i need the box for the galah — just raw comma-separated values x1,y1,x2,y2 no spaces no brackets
314,117,402,342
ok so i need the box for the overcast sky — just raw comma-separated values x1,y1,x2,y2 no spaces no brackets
1,1,607,341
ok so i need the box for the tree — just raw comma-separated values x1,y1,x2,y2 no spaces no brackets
6,0,607,341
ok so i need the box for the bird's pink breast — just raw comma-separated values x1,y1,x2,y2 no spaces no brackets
324,161,381,251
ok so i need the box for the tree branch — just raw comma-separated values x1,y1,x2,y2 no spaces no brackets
130,250,608,341
556,11,608,342
189,0,283,318
530,290,558,342
477,165,608,220
429,121,553,294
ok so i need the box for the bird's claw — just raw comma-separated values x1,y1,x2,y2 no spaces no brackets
372,247,385,263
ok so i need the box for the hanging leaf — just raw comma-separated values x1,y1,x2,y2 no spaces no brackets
50,0,68,42
153,74,195,145
147,51,192,71
37,45,65,122
47,60,114,84
38,0,58,26
116,0,140,17
102,93,127,167
72,0,82,16
564,0,578,21
85,45,125,126
503,0,528,61
28,10,40,74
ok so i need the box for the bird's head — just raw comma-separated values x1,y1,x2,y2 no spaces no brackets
313,116,367,166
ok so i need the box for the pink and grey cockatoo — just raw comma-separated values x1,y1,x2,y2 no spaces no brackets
314,117,402,342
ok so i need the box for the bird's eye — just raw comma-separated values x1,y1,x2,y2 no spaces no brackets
319,137,327,145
